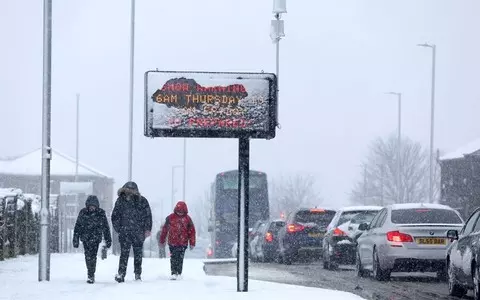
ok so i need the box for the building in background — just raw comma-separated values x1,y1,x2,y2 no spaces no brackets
439,139,480,219
0,148,116,253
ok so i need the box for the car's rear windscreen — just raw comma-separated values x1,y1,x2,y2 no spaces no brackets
294,210,336,226
391,208,462,224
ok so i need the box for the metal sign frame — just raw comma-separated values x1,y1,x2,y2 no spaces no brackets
144,70,277,139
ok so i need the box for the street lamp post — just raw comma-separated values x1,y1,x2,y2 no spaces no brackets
39,0,53,282
417,43,437,203
386,92,402,203
270,0,286,127
182,139,186,201
171,165,183,208
127,0,135,181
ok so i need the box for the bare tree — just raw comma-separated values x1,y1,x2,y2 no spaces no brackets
269,173,322,217
350,134,434,205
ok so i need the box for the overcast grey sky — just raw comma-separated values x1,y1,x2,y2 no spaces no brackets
2,0,480,215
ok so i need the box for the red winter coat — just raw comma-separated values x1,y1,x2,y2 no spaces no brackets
159,201,196,247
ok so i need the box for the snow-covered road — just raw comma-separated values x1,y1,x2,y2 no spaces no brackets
0,254,364,300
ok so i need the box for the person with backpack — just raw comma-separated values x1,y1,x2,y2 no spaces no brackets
73,195,112,284
159,201,196,280
111,181,152,282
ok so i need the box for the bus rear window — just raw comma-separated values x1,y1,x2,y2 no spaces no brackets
391,209,462,224
294,210,336,227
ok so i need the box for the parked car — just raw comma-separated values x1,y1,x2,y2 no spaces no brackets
229,220,267,258
277,207,336,264
356,203,464,281
250,219,285,262
446,207,480,299
322,206,382,269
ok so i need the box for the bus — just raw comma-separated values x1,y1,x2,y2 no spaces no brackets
207,170,269,258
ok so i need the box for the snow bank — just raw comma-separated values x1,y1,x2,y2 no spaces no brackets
0,254,364,300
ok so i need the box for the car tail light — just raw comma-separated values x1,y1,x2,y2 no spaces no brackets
333,228,347,236
387,231,413,242
207,248,213,257
265,231,273,242
287,223,305,233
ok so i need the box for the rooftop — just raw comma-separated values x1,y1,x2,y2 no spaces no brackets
441,138,480,161
0,148,111,178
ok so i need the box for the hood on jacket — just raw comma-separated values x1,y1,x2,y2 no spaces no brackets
85,195,100,208
117,181,140,198
174,201,188,214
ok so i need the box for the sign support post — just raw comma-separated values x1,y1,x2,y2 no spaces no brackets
237,137,250,292
144,70,277,293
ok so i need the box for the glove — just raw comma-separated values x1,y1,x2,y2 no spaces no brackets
106,241,112,248
189,245,194,250
73,239,79,248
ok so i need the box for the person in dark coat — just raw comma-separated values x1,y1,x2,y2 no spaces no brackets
111,181,152,282
159,201,196,280
73,195,112,284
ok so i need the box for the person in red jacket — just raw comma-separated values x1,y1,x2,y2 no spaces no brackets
159,201,196,279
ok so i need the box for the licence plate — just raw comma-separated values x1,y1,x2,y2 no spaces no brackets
308,233,322,238
415,237,446,245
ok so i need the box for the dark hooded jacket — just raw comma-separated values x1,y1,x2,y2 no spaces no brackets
73,195,112,246
159,201,196,247
111,181,152,238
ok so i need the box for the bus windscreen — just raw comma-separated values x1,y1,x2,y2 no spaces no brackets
221,174,265,189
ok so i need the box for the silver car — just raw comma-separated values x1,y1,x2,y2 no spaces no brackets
355,203,464,281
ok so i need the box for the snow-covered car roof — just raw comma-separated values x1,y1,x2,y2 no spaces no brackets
338,205,383,212
389,203,455,211
0,188,23,198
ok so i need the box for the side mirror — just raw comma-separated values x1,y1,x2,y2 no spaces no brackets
447,230,459,241
358,223,369,231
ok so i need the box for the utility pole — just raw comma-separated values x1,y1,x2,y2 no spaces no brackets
75,93,80,182
380,165,384,206
127,0,135,181
417,43,436,203
363,165,367,205
39,0,53,282
182,139,186,201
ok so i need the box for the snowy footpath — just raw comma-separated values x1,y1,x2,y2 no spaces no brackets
0,253,364,300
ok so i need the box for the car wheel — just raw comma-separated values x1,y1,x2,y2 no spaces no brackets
283,251,293,265
474,263,480,300
355,250,367,278
436,266,447,282
447,258,467,297
323,248,330,269
372,248,390,281
276,251,283,264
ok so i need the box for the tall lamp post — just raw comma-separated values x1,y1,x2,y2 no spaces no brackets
171,165,183,208
417,43,436,203
39,0,53,282
127,0,135,181
270,0,286,127
386,92,402,203
182,139,186,201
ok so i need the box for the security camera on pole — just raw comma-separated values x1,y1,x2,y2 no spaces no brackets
270,0,286,127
